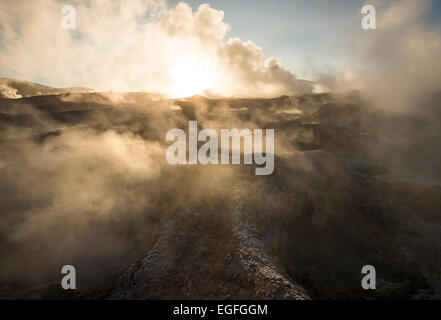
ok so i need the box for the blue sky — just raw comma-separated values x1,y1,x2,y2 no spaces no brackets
429,0,441,26
167,0,441,79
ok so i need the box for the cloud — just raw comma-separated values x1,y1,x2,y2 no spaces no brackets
325,0,441,110
214,38,314,97
0,0,313,97
162,2,230,43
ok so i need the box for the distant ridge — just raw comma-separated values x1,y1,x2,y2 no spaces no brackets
0,78,94,99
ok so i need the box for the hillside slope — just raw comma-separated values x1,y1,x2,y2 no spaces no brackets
0,78,93,98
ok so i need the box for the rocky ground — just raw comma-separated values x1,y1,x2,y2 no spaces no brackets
0,81,440,299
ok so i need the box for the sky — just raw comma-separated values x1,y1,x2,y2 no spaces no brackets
167,0,364,79
1,0,441,100
168,0,441,80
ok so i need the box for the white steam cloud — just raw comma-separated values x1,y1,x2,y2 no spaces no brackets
0,0,314,98
327,0,441,110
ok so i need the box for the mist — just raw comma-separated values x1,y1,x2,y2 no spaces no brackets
0,0,441,300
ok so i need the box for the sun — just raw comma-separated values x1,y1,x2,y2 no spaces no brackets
169,54,216,98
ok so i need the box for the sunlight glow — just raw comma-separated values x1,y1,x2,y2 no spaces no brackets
169,54,217,98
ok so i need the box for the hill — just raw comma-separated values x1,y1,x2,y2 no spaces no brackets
0,78,93,99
